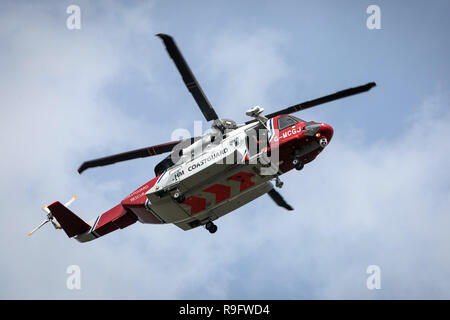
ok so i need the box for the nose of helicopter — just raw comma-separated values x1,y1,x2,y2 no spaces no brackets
318,123,334,142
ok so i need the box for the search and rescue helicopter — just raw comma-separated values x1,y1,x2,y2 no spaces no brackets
29,34,376,242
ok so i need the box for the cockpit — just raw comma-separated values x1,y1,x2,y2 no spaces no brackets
277,115,304,130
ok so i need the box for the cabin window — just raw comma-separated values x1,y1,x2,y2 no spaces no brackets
245,125,269,157
277,116,298,131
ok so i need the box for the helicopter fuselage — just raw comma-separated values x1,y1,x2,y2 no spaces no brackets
73,115,333,241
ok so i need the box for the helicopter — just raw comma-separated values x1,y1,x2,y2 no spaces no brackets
28,34,376,242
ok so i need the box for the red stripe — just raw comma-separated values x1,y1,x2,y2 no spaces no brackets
203,184,231,204
183,196,206,215
227,171,256,192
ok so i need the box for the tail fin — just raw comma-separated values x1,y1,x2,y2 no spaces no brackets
47,201,91,238
29,197,138,242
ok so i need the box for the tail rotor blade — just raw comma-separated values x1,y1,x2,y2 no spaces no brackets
30,195,79,237
28,219,50,236
64,195,78,207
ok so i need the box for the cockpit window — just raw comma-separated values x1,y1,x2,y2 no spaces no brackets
291,115,305,122
277,116,298,130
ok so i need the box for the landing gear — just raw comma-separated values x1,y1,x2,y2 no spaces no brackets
292,158,304,171
275,175,284,188
205,221,218,234
173,190,185,203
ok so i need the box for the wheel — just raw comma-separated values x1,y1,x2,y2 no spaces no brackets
292,158,300,167
205,221,213,230
208,224,218,234
295,162,304,171
205,221,218,233
173,191,185,203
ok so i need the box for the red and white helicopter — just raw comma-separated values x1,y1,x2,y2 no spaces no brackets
29,34,376,242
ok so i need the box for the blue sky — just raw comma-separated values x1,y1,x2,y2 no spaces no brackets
0,0,449,299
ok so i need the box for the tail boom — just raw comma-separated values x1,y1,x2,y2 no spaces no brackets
47,202,138,242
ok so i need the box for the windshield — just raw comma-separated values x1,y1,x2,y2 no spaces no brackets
277,116,298,130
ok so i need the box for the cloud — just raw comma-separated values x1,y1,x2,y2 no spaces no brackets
205,29,292,120
0,1,160,299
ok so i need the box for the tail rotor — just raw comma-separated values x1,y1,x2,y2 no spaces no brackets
28,195,77,236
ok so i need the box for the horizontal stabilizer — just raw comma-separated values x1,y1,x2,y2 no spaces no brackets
47,201,91,238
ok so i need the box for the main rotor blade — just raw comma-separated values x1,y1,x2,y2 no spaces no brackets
267,189,294,211
247,82,376,123
78,139,195,174
156,34,219,122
